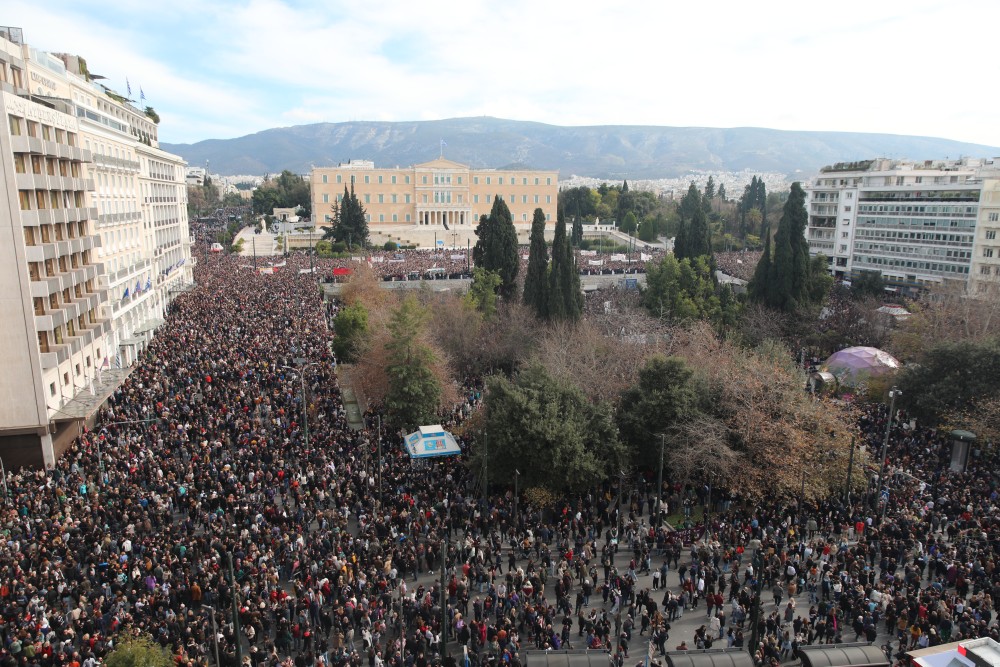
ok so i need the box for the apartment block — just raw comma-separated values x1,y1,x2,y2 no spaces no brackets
311,158,559,230
805,158,1000,295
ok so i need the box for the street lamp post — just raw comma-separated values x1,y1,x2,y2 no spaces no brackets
844,436,856,506
282,363,319,448
201,605,221,667
0,456,8,506
878,386,902,523
513,469,520,534
655,434,664,527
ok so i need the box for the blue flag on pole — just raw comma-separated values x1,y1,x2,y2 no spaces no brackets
126,78,132,97
122,286,129,300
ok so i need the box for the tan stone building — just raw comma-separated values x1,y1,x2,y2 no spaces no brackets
311,158,559,232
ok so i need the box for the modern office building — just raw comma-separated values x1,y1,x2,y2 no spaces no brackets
311,158,559,231
0,26,192,467
804,158,1000,294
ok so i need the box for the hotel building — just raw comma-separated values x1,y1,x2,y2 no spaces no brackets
0,26,192,466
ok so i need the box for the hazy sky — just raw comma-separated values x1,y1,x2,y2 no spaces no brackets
9,0,1000,147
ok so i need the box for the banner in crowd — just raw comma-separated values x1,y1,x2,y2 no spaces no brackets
388,259,405,263
588,259,604,266
641,253,651,261
610,253,626,261
352,256,364,261
669,526,707,545
580,250,597,256
370,256,385,263
450,254,466,260
522,254,530,260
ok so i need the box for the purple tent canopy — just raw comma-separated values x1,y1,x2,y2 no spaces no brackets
823,346,900,386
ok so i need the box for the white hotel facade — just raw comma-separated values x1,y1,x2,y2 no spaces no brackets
0,26,192,467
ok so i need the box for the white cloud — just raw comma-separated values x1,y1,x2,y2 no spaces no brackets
7,0,1000,147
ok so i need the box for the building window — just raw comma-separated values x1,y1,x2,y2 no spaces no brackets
534,195,539,204
486,195,492,203
405,175,410,184
405,194,411,204
378,175,383,184
534,177,539,185
473,195,479,203
322,174,328,183
322,194,329,203
18,190,31,210
392,194,397,203
474,177,479,185
422,176,427,184
486,177,491,185
523,178,528,185
499,177,504,185
984,248,994,258
391,175,396,184
378,194,384,203
379,214,384,222
989,212,999,222
546,177,551,185
392,214,397,222
546,196,551,203
987,230,997,240
364,175,370,184
9,115,22,136
405,214,411,222
457,176,462,184
364,194,370,203
336,174,342,184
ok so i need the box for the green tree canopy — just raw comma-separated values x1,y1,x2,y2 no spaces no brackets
384,295,441,430
643,254,728,324
478,364,626,493
324,183,369,248
621,211,638,236
896,337,1000,426
252,170,311,216
617,356,706,471
547,208,583,321
748,183,824,313
852,270,886,299
523,208,549,317
332,302,369,363
105,636,174,667
473,198,519,299
465,267,502,318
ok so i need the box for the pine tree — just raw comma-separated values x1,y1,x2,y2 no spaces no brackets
547,213,568,320
547,209,582,321
523,208,549,317
704,176,715,201
677,184,712,260
571,215,583,246
748,183,817,312
674,217,688,259
718,183,726,201
748,223,772,304
473,197,519,300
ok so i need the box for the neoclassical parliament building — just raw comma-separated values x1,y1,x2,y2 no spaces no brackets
310,158,559,230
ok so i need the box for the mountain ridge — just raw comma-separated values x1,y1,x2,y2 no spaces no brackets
161,116,1000,179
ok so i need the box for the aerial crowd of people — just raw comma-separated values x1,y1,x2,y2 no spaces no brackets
0,249,995,667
